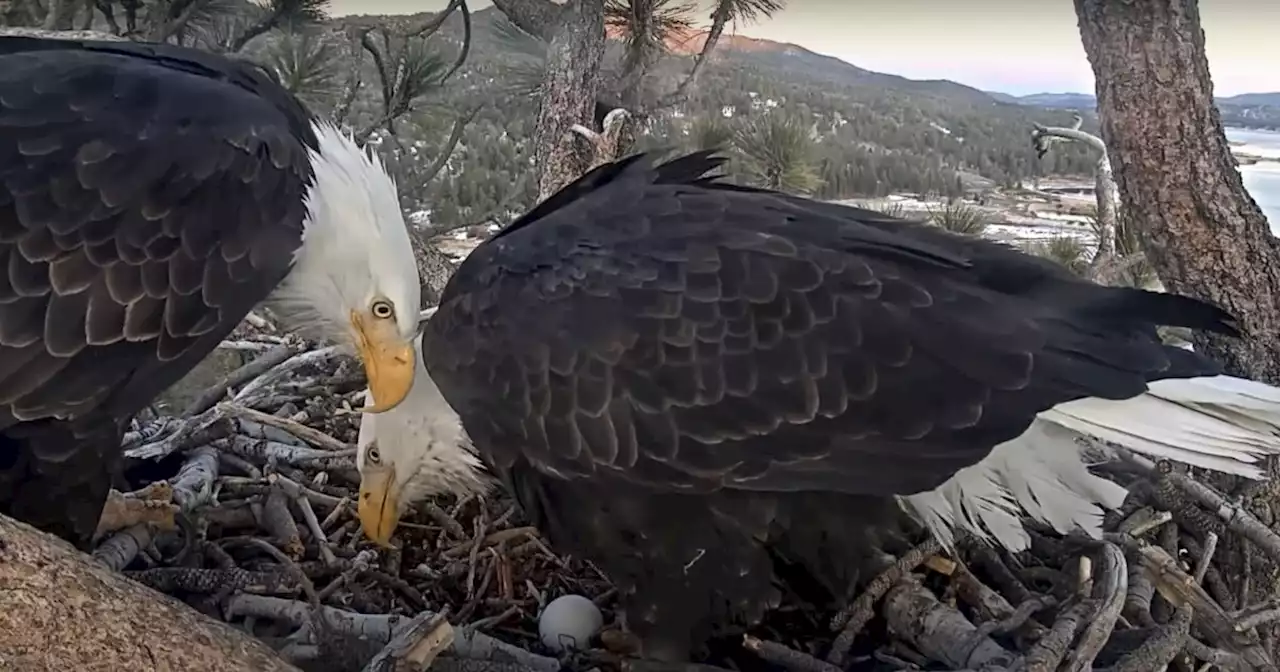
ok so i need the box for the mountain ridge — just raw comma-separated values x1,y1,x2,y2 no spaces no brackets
597,19,1280,113
996,91,1280,108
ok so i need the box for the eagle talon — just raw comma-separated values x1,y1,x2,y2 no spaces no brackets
92,486,179,542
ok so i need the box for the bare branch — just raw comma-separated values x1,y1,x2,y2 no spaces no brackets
405,0,460,37
353,0,471,145
569,107,630,169
658,0,786,109
657,0,731,107
419,106,482,186
1032,119,1121,277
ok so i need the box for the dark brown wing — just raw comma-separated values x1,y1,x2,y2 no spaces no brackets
0,38,315,429
423,153,1234,497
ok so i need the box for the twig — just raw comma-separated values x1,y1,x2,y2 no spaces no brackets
219,403,353,452
1194,531,1220,585
827,538,942,665
226,596,560,672
744,635,840,672
1062,541,1128,672
881,576,1016,669
362,610,455,672
183,344,297,416
1105,604,1194,672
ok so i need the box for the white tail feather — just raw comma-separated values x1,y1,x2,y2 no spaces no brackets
900,375,1280,551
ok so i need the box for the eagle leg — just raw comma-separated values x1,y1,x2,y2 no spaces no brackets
0,419,128,550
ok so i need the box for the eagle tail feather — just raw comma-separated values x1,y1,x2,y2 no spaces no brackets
899,422,1127,552
900,375,1280,552
1041,375,1280,477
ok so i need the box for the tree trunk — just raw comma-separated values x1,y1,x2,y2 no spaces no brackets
411,232,458,308
0,515,300,671
1074,0,1280,382
530,0,605,201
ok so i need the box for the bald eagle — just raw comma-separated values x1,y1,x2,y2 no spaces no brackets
357,151,1280,661
0,37,421,547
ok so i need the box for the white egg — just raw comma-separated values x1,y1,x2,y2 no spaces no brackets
538,594,604,653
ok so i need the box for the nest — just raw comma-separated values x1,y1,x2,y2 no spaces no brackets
93,318,1280,672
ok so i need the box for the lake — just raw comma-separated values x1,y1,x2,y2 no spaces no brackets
1226,127,1280,233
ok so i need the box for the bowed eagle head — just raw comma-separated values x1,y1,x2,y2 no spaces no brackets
364,151,1280,661
0,36,420,547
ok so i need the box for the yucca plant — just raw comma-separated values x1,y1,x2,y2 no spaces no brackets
733,113,822,195
926,202,988,236
870,202,908,219
688,116,735,152
1026,236,1090,275
1087,212,1157,288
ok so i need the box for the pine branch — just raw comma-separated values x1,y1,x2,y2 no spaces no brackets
353,0,472,145
228,0,327,53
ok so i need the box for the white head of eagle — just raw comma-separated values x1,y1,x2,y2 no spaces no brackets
355,336,490,545
272,121,422,413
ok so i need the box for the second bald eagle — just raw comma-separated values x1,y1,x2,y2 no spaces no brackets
0,37,421,547
359,151,1280,661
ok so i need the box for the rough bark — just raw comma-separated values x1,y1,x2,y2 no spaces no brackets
411,232,459,308
532,0,606,200
0,514,300,671
1074,0,1280,382
493,0,606,201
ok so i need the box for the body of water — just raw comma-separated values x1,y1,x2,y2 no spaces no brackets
1226,127,1280,233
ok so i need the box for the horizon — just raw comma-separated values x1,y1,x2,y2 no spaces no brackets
324,0,1280,97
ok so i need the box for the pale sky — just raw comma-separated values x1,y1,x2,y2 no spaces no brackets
325,0,1280,96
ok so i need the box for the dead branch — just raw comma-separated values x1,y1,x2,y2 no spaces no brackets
827,538,942,665
569,106,632,169
1061,541,1127,671
1031,116,1123,278
353,0,473,145
882,576,1017,669
361,610,455,672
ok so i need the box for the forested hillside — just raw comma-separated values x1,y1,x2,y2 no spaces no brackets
279,7,1101,232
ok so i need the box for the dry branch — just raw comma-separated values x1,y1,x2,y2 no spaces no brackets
1031,117,1124,280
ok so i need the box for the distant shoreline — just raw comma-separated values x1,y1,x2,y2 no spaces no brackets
1226,126,1280,166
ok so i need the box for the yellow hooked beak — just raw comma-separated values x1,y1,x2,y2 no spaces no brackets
351,309,415,413
358,462,400,546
